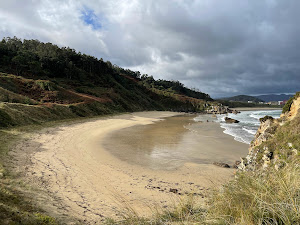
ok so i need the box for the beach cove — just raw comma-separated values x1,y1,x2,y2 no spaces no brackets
12,111,249,223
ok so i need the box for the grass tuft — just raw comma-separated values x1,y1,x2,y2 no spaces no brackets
282,92,300,114
105,195,206,225
206,158,300,225
105,157,299,225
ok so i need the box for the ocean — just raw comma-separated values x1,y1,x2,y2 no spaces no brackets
216,110,282,144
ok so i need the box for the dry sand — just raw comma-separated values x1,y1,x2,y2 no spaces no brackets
12,111,248,224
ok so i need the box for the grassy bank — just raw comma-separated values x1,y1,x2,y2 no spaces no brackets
0,72,212,129
206,158,300,225
0,127,58,224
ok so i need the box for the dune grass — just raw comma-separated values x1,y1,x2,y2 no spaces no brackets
106,157,299,225
105,195,206,225
206,158,300,225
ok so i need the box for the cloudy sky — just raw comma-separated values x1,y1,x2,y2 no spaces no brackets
0,0,299,98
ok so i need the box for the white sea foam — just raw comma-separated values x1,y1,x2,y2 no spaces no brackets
242,127,257,135
249,111,268,119
216,110,281,144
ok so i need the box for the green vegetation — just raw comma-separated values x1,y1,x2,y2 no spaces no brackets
0,37,214,129
243,94,300,168
107,156,300,225
106,157,300,225
0,129,58,224
259,115,274,123
140,75,212,101
207,95,299,224
257,114,300,165
0,180,58,224
282,92,300,113
0,109,14,127
105,196,205,225
207,158,300,225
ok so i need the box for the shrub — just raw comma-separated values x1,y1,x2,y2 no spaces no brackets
34,80,56,91
282,97,295,114
282,92,300,114
259,115,274,123
0,109,14,127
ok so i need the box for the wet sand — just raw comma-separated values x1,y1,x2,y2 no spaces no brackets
14,111,248,224
103,115,247,170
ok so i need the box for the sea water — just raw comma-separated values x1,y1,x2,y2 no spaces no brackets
215,110,282,144
103,115,248,170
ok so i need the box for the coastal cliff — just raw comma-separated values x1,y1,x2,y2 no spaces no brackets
240,93,300,171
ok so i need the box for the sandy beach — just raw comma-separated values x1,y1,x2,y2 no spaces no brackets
12,111,248,224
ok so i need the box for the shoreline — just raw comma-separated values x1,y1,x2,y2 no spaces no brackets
103,114,248,169
12,111,248,223
232,107,282,111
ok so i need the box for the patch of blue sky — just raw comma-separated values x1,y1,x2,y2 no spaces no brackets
80,7,102,30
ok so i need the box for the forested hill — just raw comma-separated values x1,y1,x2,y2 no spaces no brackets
0,37,212,127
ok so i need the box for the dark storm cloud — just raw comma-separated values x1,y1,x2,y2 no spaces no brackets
0,0,299,97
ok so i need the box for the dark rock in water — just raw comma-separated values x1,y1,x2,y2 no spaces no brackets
213,162,231,168
169,188,178,194
232,110,240,114
225,117,240,123
233,160,241,169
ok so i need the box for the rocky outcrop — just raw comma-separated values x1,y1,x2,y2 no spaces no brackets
206,104,240,115
250,117,278,147
224,117,239,123
287,96,300,120
239,95,300,171
239,118,279,171
232,160,241,169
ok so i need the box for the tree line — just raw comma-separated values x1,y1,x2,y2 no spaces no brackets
0,36,212,101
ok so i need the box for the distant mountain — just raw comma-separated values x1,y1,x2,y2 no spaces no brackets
219,94,294,103
219,95,264,103
256,94,293,102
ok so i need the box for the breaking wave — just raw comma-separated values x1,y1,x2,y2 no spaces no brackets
217,110,281,144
